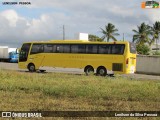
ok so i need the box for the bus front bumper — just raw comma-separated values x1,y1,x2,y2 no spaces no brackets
18,62,28,69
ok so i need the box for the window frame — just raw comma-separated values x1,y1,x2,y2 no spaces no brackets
30,43,44,55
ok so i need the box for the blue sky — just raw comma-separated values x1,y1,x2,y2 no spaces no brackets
0,2,65,19
0,0,160,47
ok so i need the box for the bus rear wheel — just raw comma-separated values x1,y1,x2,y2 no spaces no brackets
84,66,94,75
97,67,107,76
28,63,36,72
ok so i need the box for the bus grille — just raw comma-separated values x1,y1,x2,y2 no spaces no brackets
112,63,123,71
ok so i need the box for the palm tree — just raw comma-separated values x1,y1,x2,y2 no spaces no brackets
151,21,160,50
101,23,119,42
89,34,103,42
132,22,152,45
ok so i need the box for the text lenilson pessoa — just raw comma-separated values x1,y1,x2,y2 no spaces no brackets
2,2,31,5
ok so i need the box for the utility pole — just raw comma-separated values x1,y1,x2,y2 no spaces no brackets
63,25,65,40
123,33,124,41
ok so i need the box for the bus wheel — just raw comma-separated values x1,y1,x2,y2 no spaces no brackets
28,63,36,72
84,66,94,75
97,67,107,76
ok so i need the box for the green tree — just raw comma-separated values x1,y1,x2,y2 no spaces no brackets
132,22,152,45
136,44,150,55
150,21,160,49
89,34,103,42
101,23,119,42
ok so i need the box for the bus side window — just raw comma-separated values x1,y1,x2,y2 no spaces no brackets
99,45,111,54
56,45,63,53
78,45,86,53
86,45,97,54
30,44,44,54
53,45,56,53
120,45,125,54
71,45,86,53
44,44,53,53
63,45,70,53
112,45,125,54
39,45,44,53
71,45,78,53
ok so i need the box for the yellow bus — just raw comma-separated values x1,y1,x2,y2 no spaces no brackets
18,40,136,76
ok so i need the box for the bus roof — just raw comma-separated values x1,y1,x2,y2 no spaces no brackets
22,40,130,44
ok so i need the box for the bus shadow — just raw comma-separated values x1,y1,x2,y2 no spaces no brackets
18,70,83,75
18,70,47,74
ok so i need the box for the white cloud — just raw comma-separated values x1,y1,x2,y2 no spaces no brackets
0,0,160,47
0,10,19,27
0,9,68,47
146,10,160,23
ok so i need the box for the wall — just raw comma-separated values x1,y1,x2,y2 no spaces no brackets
136,55,160,75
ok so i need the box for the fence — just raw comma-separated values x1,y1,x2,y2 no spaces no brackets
136,55,160,75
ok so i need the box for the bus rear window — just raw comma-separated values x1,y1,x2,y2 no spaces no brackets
130,42,136,53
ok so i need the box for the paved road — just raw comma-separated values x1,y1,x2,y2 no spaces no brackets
0,62,84,73
0,62,20,70
122,74,160,80
0,62,160,80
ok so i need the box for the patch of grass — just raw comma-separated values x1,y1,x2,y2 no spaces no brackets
0,69,159,113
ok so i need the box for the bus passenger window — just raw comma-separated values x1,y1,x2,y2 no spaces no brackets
86,45,97,54
30,44,44,54
78,45,86,53
63,45,70,53
71,45,86,53
53,45,56,53
71,45,78,53
112,45,125,54
44,44,53,53
99,45,111,54
56,45,63,53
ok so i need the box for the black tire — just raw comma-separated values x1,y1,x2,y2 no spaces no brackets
85,66,94,75
28,64,36,72
97,67,107,76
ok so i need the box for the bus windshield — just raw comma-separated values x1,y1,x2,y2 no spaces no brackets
19,43,31,62
146,1,154,6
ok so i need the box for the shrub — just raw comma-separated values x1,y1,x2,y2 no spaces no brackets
136,44,150,55
152,50,160,55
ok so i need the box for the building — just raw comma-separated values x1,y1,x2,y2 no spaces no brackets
151,40,160,50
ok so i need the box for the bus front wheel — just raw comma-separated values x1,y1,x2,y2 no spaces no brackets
84,66,94,75
28,63,36,72
97,67,107,76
